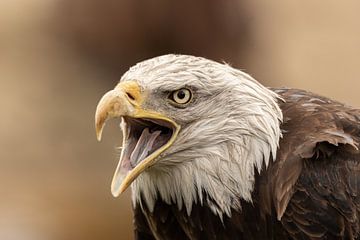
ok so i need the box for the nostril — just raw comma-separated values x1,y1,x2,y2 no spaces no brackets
126,92,135,101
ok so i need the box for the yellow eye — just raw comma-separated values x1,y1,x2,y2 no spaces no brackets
171,88,192,104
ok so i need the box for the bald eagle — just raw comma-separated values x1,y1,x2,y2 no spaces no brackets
95,54,360,239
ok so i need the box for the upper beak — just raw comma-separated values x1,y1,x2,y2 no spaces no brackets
95,81,180,197
95,81,143,141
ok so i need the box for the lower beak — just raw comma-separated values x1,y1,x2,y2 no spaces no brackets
95,81,180,196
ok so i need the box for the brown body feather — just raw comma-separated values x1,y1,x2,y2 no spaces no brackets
133,88,360,240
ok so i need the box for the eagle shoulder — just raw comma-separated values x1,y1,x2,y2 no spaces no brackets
269,88,360,239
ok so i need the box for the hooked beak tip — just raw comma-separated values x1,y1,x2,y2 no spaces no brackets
96,126,103,141
94,89,120,142
95,105,107,142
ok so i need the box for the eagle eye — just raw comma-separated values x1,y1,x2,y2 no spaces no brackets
169,88,192,105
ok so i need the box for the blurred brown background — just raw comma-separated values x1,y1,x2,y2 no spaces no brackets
1,0,359,239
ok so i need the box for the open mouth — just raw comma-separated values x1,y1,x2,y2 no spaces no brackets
121,117,175,170
94,81,181,196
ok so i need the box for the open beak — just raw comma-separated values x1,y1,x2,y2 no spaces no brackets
95,81,180,197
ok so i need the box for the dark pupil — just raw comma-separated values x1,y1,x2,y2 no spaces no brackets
177,90,186,99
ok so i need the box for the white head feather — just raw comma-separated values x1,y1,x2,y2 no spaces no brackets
120,54,283,218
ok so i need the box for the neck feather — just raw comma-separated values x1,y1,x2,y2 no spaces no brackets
132,114,282,218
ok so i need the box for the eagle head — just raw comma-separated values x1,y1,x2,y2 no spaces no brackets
95,54,282,217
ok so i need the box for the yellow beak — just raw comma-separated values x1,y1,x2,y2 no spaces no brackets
95,81,180,197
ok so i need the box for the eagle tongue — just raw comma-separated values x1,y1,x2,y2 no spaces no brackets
130,127,161,166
